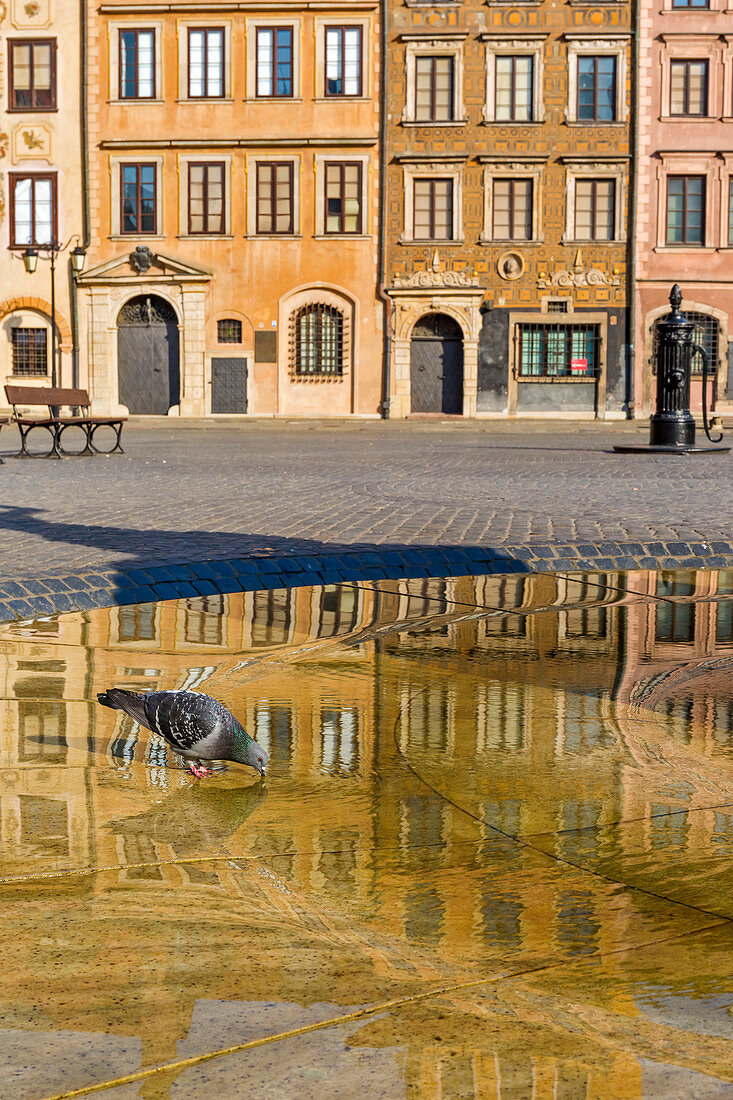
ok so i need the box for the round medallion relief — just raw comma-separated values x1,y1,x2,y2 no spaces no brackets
497,252,524,281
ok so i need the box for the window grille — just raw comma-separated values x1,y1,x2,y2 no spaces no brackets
547,300,569,314
217,318,242,343
293,303,344,375
12,327,47,376
651,311,719,375
517,323,600,378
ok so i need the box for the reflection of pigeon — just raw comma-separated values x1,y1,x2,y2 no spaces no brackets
108,781,267,852
97,688,268,779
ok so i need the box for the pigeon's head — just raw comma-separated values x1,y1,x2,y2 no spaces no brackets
245,740,268,779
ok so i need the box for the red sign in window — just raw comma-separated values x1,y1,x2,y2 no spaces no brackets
570,358,588,375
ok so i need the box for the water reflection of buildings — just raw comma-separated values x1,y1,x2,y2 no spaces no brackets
1,570,732,1097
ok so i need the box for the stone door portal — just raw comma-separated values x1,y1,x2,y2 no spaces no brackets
410,313,464,414
117,295,180,415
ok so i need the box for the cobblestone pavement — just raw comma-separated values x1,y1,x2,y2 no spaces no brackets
1,418,732,619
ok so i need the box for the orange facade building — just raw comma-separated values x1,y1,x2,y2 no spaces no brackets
77,0,384,418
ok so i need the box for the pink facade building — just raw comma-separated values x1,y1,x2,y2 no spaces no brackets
635,0,733,419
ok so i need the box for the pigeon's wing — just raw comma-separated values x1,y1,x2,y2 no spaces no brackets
142,690,230,756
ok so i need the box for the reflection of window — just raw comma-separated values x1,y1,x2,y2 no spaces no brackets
294,304,344,375
118,604,157,641
250,590,292,646
319,586,360,635
407,686,450,751
20,795,68,854
649,803,688,849
481,886,522,947
18,699,67,762
320,707,359,773
405,885,444,944
655,601,695,642
11,328,47,377
254,703,293,762
318,830,358,887
184,595,225,645
564,606,607,638
557,889,599,956
122,835,163,878
716,601,733,643
477,684,524,752
9,39,56,109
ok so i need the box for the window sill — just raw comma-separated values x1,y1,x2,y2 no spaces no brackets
400,238,466,245
401,119,469,127
517,375,598,383
481,119,545,126
653,244,713,251
176,98,234,105
108,98,165,106
312,234,372,240
246,234,303,239
108,234,166,241
479,237,545,245
247,96,303,103
313,96,371,103
565,119,627,127
563,237,624,244
659,114,716,122
177,234,234,240
6,106,58,114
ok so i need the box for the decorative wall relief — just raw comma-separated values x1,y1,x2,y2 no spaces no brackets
537,266,620,290
497,252,524,281
11,124,51,162
10,0,50,27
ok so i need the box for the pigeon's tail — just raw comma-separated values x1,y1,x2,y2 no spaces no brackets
97,688,148,729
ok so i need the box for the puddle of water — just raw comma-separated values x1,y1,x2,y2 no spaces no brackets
1,570,733,1099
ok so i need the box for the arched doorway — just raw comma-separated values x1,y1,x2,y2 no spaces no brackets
117,295,180,414
410,313,464,414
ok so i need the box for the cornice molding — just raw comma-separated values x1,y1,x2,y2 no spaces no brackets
101,136,378,148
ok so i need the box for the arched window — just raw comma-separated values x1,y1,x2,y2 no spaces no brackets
293,304,344,375
652,310,720,375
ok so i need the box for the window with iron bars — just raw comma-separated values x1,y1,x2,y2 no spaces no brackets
11,327,47,376
217,318,242,343
293,303,344,375
651,310,719,375
517,323,600,378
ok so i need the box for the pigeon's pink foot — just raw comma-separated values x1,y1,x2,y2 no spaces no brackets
188,763,213,778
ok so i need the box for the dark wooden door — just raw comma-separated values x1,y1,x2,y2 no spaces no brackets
410,313,464,414
211,357,248,413
117,296,180,415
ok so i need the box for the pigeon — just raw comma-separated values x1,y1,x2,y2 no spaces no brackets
97,688,268,778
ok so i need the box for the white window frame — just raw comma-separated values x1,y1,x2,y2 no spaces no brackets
565,35,630,124
109,154,165,239
482,35,546,123
313,154,370,238
109,21,163,104
246,154,301,237
177,21,232,101
479,158,545,243
246,18,301,100
659,34,722,121
401,33,468,125
177,154,232,238
400,159,465,243
564,160,627,243
314,17,370,100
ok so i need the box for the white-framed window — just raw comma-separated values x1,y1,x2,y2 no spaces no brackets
482,35,546,123
109,154,165,238
313,154,370,237
401,34,467,124
178,23,232,100
659,35,723,121
564,160,627,242
654,152,719,249
245,20,301,99
314,18,369,100
399,159,465,243
177,154,231,236
109,22,162,103
566,36,629,123
480,159,545,242
246,154,301,236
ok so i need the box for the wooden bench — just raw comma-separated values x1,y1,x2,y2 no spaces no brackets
0,417,8,464
4,386,126,458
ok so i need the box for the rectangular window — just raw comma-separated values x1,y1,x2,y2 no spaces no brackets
256,161,294,234
666,175,705,245
11,328,47,376
672,0,709,6
495,56,533,122
121,163,157,234
9,39,56,110
577,56,617,122
188,28,224,98
492,178,532,239
518,324,600,378
413,178,453,240
217,318,242,343
414,56,454,122
324,162,362,233
119,29,155,99
670,60,708,116
575,178,616,240
188,162,225,234
325,26,362,96
729,178,733,246
10,173,55,246
256,27,293,97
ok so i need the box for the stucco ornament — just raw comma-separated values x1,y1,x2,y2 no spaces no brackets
393,250,480,289
129,246,155,274
538,267,620,289
497,252,524,281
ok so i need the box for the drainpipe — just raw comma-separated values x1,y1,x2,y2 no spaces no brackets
376,0,392,418
625,0,640,419
70,0,91,389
